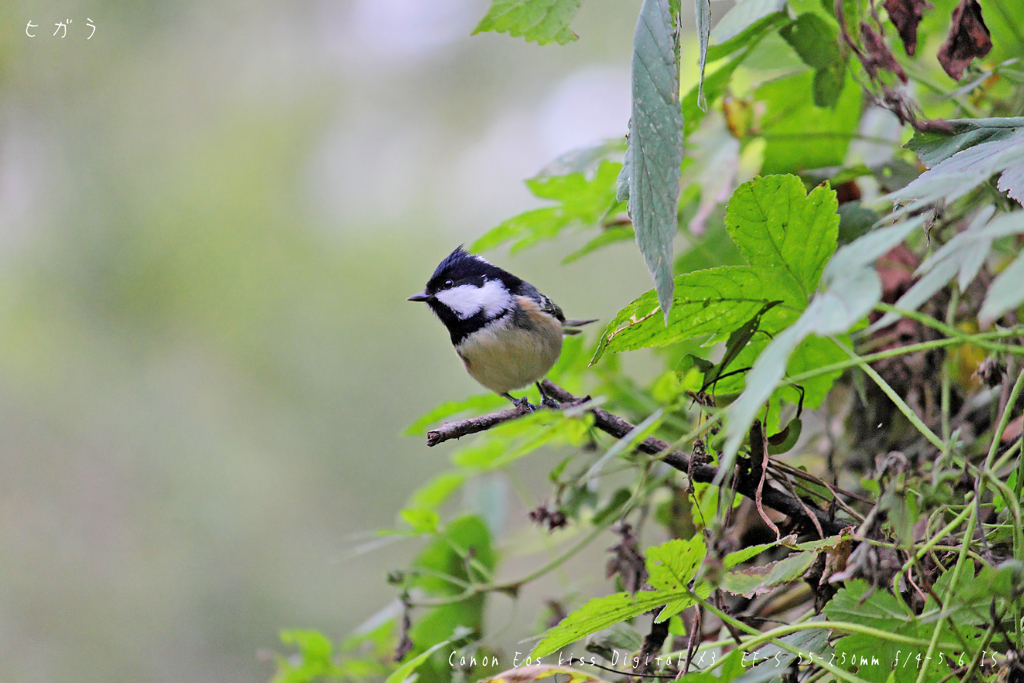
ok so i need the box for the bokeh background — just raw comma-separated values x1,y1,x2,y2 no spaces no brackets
0,1,690,681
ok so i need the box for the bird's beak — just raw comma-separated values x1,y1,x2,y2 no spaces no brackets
407,291,431,302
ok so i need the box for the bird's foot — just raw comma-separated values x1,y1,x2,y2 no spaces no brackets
504,394,535,413
536,382,560,409
540,394,561,409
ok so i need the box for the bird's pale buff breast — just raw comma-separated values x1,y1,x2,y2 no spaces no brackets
455,296,563,394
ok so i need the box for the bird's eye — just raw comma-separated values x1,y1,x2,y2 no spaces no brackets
444,279,454,288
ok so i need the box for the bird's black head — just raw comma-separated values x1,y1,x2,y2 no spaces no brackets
407,246,523,344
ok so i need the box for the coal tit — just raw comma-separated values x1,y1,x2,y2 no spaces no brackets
408,247,596,410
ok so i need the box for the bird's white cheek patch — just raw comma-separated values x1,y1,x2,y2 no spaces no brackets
436,280,509,319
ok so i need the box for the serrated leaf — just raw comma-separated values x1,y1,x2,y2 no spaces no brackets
872,209,1024,330
888,125,1024,213
531,590,687,657
728,177,838,300
592,266,783,362
473,0,583,45
593,176,838,365
646,536,706,592
623,0,684,323
720,550,816,597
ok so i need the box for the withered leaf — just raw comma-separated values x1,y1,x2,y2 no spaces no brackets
937,0,992,80
860,21,908,83
883,0,932,56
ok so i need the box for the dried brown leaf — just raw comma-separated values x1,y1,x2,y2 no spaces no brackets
884,0,932,56
937,0,992,80
860,21,908,83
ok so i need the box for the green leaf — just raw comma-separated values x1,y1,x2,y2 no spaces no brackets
532,590,684,657
812,59,847,108
401,508,440,534
706,0,788,61
592,266,786,362
906,117,1024,167
720,213,929,471
694,0,712,110
720,550,816,597
622,0,684,323
646,536,706,592
980,249,1024,325
722,540,777,568
534,537,710,656
385,640,451,683
411,515,496,596
780,13,840,69
728,177,838,300
888,125,1024,213
472,161,622,253
272,630,344,683
780,13,847,109
593,176,839,365
562,226,634,263
756,69,862,174
473,0,583,45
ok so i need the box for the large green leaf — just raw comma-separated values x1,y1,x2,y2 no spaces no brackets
473,0,583,45
620,0,684,323
720,213,930,476
531,590,684,658
593,176,838,363
533,537,708,656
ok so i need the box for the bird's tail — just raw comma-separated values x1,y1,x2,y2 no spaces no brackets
562,318,598,335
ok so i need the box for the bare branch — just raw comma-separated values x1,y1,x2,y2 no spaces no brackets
424,380,848,535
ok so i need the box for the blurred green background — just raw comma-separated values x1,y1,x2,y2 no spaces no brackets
0,1,666,680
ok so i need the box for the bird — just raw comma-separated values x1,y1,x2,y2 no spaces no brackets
408,246,597,411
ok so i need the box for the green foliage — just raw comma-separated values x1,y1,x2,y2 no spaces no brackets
620,0,685,322
533,537,710,657
594,175,846,417
289,2,1024,683
780,13,847,107
473,0,584,45
472,161,623,254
